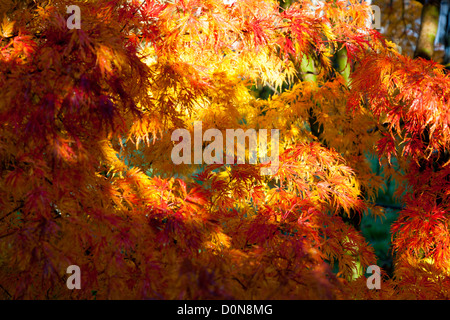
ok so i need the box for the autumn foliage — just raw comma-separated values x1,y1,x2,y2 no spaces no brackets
0,0,450,299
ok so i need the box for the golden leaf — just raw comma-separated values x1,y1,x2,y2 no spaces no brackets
1,15,14,38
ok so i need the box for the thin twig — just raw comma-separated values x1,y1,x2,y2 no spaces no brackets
375,203,404,210
120,0,148,33
0,204,23,223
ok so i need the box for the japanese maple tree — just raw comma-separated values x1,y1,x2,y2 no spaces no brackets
0,0,449,299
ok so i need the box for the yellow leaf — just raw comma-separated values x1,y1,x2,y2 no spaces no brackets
1,15,14,38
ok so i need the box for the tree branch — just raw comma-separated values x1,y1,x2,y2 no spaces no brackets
0,204,23,223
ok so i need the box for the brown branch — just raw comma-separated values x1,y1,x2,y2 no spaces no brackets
375,203,404,210
0,204,23,223
0,284,12,299
232,277,247,290
0,231,16,240
120,0,148,33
